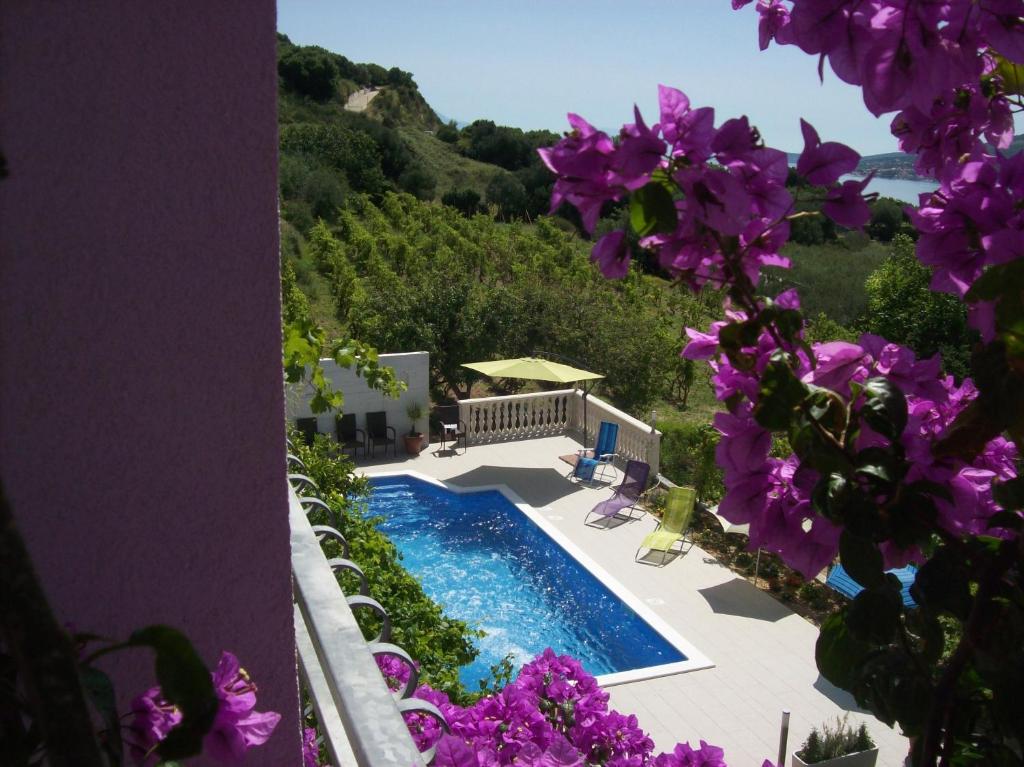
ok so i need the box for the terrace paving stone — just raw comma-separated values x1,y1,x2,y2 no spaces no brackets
360,434,910,767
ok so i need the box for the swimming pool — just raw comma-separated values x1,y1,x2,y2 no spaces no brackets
364,472,711,687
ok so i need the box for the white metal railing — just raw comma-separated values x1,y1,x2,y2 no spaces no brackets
457,389,661,478
289,478,446,766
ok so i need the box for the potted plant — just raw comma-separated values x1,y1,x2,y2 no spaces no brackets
403,402,425,456
792,716,877,767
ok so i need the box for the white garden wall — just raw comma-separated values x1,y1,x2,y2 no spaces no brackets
285,351,431,445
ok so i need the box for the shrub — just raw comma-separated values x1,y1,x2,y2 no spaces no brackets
658,422,724,502
797,716,876,763
441,188,482,217
798,582,820,603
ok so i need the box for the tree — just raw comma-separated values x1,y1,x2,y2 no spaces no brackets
436,121,460,144
867,197,905,242
485,173,527,220
863,235,973,379
397,166,437,201
277,46,339,101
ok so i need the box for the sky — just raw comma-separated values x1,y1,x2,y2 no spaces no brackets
277,0,900,156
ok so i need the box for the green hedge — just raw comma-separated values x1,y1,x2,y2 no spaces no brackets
291,432,481,703
658,422,724,503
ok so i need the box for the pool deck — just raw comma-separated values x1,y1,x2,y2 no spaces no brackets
358,434,909,767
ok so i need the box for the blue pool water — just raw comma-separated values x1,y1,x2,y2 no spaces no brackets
365,475,686,687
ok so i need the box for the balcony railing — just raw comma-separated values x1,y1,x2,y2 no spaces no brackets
459,389,661,477
289,460,447,766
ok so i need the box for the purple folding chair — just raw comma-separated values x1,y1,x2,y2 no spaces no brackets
584,460,651,526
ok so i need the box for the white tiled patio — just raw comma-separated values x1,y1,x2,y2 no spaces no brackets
358,434,909,767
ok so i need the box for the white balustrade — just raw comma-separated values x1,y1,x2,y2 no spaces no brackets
570,391,661,478
459,390,574,443
457,390,661,478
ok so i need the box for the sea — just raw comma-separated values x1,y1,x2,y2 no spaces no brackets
840,174,939,205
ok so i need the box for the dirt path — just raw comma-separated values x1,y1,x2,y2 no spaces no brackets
344,87,380,113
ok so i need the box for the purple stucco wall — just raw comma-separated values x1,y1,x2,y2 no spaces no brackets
0,3,300,763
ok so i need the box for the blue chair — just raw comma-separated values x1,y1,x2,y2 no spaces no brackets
825,563,918,608
567,421,619,484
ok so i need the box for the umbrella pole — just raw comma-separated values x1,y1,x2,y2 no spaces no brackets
754,547,762,587
582,386,588,445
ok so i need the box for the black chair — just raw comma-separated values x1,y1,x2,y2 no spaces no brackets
366,411,397,457
335,413,366,459
438,405,467,454
296,417,319,446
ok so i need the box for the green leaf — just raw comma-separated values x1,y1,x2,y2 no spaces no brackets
127,626,217,760
853,649,931,733
904,610,945,666
839,531,886,590
994,55,1024,97
846,587,902,644
80,665,123,764
861,377,907,440
754,356,808,430
992,477,1024,511
805,387,848,440
965,259,1024,303
854,446,905,491
816,611,872,690
885,488,937,548
987,510,1023,532
910,549,972,621
629,183,677,237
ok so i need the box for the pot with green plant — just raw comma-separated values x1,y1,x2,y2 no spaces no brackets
792,716,877,767
404,402,426,456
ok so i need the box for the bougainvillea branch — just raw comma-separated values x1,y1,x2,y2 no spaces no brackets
539,2,1024,763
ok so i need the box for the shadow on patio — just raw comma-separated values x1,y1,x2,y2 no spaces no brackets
697,578,791,622
445,465,591,508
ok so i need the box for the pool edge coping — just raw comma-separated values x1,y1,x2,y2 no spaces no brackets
363,469,716,688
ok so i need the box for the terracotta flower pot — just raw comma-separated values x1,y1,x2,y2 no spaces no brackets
403,433,424,456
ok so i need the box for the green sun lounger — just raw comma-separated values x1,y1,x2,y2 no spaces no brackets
635,486,696,566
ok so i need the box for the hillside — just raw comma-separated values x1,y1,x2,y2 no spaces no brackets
398,127,504,198
276,35,560,223
855,134,1023,180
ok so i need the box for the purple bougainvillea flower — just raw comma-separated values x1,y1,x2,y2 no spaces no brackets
302,727,320,767
203,652,282,763
711,116,757,164
591,231,631,279
822,175,873,229
796,119,859,186
130,686,183,764
802,341,868,394
682,327,720,360
129,652,281,765
757,0,793,50
610,106,666,190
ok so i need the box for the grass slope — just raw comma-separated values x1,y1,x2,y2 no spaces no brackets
768,238,890,326
399,127,503,198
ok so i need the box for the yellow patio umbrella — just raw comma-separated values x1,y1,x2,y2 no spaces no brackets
461,356,604,442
